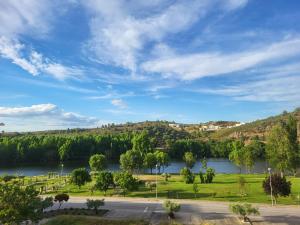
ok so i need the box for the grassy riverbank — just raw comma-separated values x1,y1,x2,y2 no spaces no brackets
19,173,300,205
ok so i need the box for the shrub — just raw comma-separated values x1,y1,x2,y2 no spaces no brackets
94,171,114,195
230,203,259,222
180,167,195,184
162,173,171,181
70,168,91,189
262,173,291,204
86,199,104,214
163,200,181,219
54,193,69,209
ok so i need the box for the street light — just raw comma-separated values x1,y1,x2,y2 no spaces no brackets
60,163,64,177
156,164,158,199
268,167,274,206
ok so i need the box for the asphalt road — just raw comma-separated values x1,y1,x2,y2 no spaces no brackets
49,197,300,225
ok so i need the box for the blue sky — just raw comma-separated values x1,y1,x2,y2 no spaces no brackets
0,0,300,131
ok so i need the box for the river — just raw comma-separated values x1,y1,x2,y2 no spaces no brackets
0,158,268,176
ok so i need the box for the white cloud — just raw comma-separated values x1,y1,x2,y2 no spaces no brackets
0,0,53,37
83,0,249,75
111,99,128,109
0,104,100,131
142,37,300,80
0,37,83,80
198,72,300,103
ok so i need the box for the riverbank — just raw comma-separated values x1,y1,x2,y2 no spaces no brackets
15,174,300,205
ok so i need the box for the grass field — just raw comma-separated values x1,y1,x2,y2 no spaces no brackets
44,215,149,225
20,173,300,205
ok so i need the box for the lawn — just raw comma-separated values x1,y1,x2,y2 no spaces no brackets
44,215,149,225
18,173,300,205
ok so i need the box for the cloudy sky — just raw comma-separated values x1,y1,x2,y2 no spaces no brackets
0,0,300,131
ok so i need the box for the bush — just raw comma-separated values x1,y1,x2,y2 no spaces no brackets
114,171,139,196
262,173,291,204
230,203,259,222
199,167,215,183
70,168,91,189
0,175,17,182
54,193,69,209
163,200,181,219
180,167,195,184
86,199,104,214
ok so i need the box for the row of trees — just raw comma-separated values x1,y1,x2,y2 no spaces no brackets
0,130,266,165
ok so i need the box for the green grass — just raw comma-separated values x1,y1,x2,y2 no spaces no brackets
14,174,300,205
44,215,149,225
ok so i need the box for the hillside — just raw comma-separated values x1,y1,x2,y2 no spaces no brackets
209,108,300,141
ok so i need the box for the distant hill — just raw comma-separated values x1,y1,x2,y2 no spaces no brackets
209,108,300,141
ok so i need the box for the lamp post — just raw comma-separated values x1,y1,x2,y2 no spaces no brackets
268,167,274,206
156,164,158,199
60,163,64,177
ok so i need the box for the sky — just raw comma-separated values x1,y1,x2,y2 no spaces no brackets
0,0,300,132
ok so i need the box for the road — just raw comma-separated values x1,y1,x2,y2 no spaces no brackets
48,197,300,225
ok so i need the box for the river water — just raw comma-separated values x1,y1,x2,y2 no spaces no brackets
0,158,268,176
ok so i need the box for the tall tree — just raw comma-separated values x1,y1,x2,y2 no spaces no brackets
120,150,143,173
266,116,300,176
89,154,107,171
154,150,169,173
229,140,245,173
132,130,152,156
183,152,196,169
143,152,157,174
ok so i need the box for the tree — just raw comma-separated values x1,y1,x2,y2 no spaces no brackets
183,152,196,169
154,150,169,173
230,203,259,223
94,171,114,195
0,182,53,224
266,116,300,176
193,182,199,198
132,130,152,155
205,167,215,183
70,168,91,189
89,154,107,171
54,193,69,209
163,200,181,219
120,150,143,173
114,171,138,196
162,173,171,181
262,173,291,204
229,140,245,173
86,199,104,214
143,152,157,174
180,167,195,184
237,176,247,196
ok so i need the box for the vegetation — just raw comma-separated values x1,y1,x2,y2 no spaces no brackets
44,215,149,225
183,152,196,169
180,167,195,184
163,200,181,219
93,171,114,195
0,182,53,224
114,171,139,196
89,154,107,172
229,203,259,223
54,193,69,209
86,199,105,214
262,174,291,204
70,168,92,189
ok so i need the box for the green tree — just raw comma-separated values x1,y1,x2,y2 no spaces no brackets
143,152,157,174
86,199,104,214
180,167,195,184
70,168,91,189
94,171,114,195
230,203,259,223
183,152,196,169
266,117,300,176
120,150,143,173
132,130,152,155
114,171,138,196
163,200,181,219
229,140,245,173
89,154,107,171
193,182,199,198
154,150,169,173
0,182,53,224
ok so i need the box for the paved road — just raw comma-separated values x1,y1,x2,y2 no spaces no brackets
49,197,300,225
